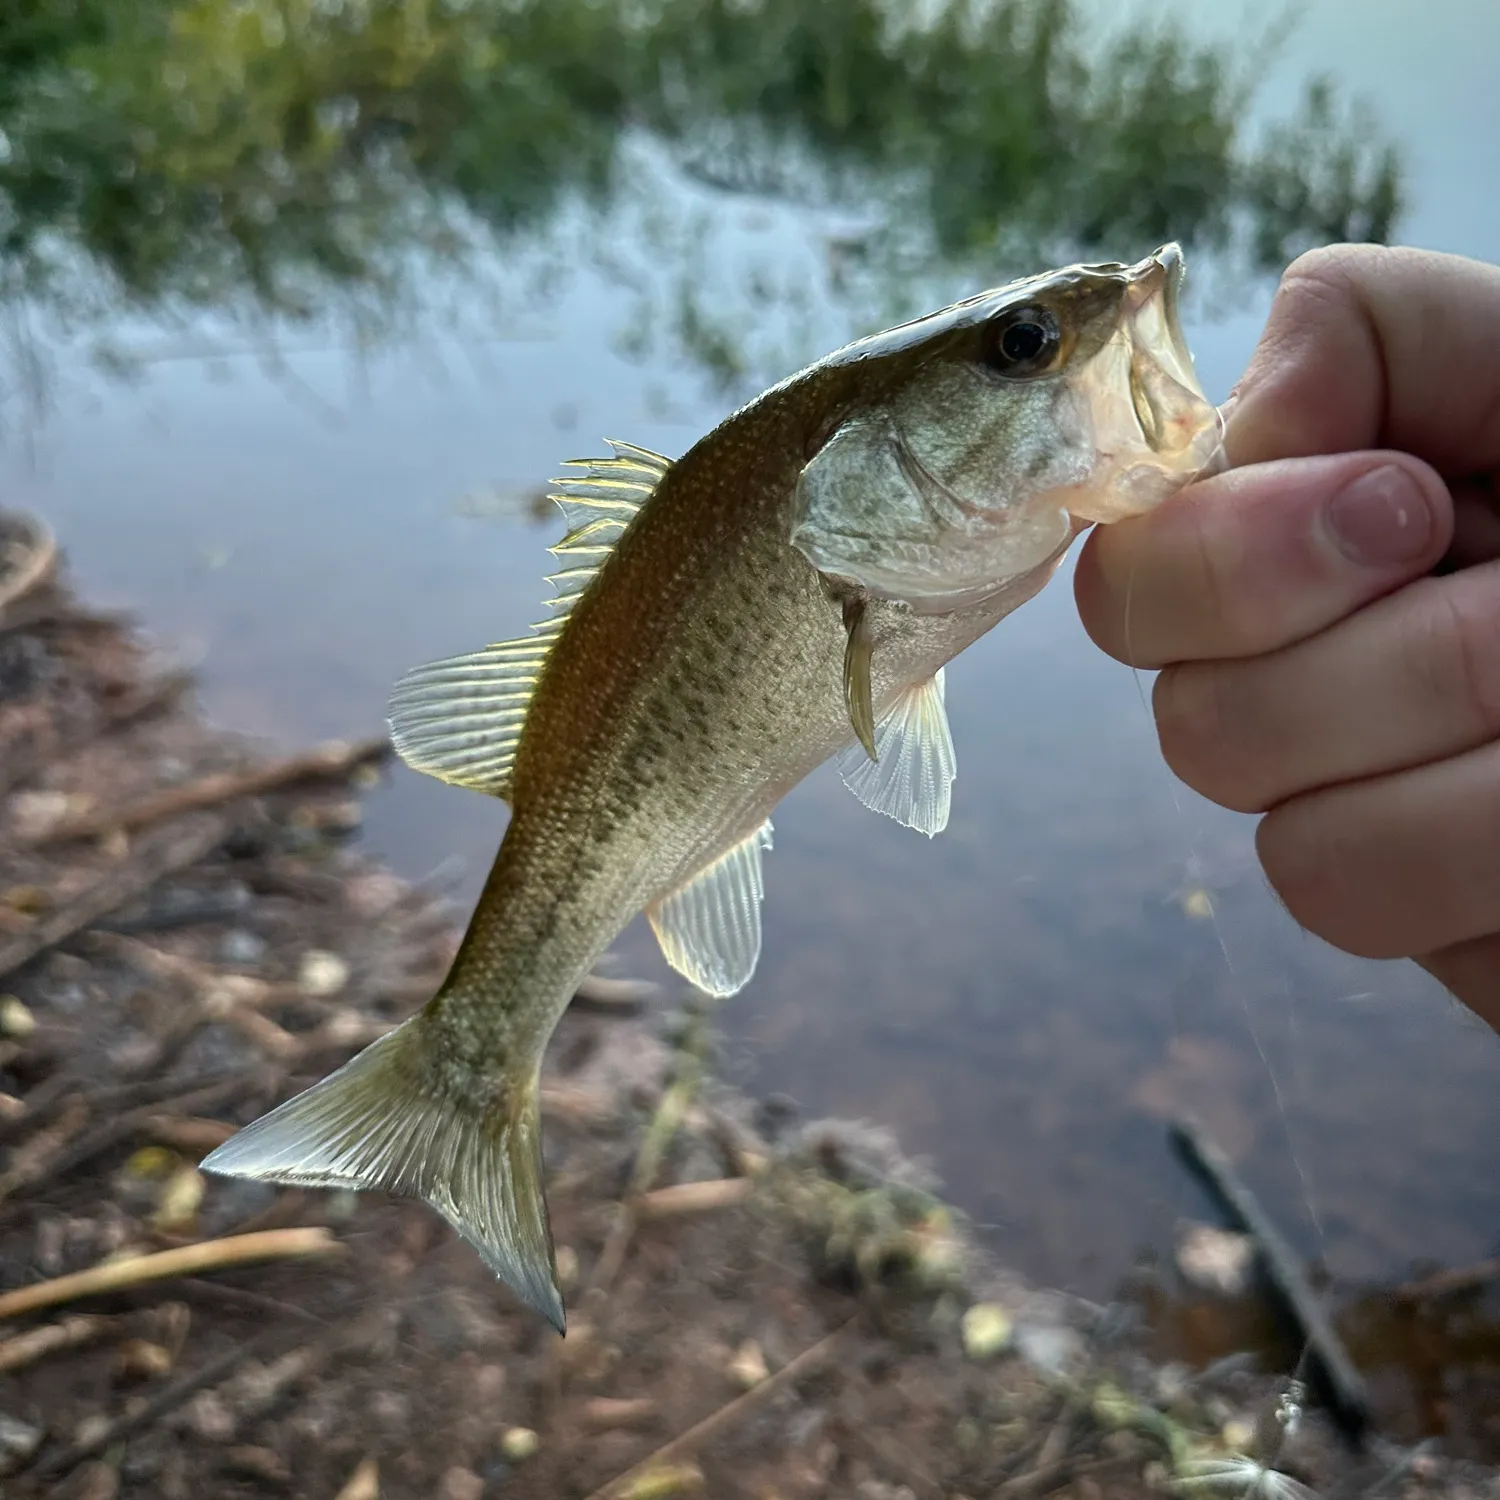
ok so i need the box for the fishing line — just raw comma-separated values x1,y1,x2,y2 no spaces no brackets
1120,509,1331,1482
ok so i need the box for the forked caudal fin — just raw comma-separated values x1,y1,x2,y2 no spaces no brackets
199,1017,563,1332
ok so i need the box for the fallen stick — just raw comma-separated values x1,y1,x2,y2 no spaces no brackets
0,669,195,799
1168,1116,1369,1439
0,1314,113,1373
0,1097,90,1202
0,814,231,983
1390,1257,1500,1302
0,1227,338,1320
583,1318,857,1500
29,735,392,846
580,1396,659,1431
635,1178,753,1221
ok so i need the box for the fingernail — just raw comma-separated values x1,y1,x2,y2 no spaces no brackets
1324,465,1433,567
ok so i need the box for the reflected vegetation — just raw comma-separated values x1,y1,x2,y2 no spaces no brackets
0,0,1400,396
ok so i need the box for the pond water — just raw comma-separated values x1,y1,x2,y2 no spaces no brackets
1,0,1496,1332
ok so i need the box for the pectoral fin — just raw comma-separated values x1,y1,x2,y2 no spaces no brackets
842,600,878,762
647,821,773,997
835,670,955,837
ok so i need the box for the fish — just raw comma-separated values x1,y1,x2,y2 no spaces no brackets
202,243,1224,1332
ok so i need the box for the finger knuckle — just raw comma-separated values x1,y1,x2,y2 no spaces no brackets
1153,664,1267,813
1256,805,1405,960
1413,580,1500,740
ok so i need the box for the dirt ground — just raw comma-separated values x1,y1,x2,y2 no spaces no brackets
1,515,1497,1499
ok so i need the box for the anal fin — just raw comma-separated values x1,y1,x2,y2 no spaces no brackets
835,670,956,837
647,821,773,997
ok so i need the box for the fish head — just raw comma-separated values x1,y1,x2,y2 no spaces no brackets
791,243,1225,610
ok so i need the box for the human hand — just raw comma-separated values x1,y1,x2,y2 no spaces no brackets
1074,244,1500,1029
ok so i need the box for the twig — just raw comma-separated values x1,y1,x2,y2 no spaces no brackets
0,669,195,799
2,1074,262,1202
1169,1116,1369,1439
635,1178,753,1221
0,1227,339,1319
0,1096,89,1201
582,1318,856,1500
0,1314,114,1373
580,1397,659,1431
29,736,391,846
0,814,231,983
1390,1257,1500,1302
144,1115,238,1153
0,511,57,618
29,1327,279,1480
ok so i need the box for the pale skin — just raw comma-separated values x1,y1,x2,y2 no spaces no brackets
1073,244,1500,1032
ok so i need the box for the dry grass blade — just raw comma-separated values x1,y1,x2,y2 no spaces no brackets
29,736,392,846
0,1227,339,1320
582,1317,856,1500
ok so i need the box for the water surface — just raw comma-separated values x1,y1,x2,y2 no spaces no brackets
1,0,1496,1312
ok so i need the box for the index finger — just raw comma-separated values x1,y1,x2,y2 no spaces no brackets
1226,244,1500,477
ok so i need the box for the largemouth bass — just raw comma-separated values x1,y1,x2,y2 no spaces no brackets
204,244,1223,1330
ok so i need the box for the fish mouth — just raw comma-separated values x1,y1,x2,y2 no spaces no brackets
1119,243,1219,462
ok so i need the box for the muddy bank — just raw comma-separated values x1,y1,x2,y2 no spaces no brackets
0,516,1495,1499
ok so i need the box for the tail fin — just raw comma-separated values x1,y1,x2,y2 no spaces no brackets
200,1017,562,1331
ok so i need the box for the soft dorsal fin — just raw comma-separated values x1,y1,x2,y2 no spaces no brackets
835,671,955,837
387,441,670,800
647,821,773,997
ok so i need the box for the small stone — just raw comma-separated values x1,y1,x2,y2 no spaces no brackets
1176,1223,1255,1296
298,950,349,997
0,1412,43,1473
1219,1417,1255,1452
472,1364,505,1403
219,930,266,966
0,995,35,1037
618,1465,705,1499
152,1167,205,1231
72,1414,112,1449
116,1339,175,1382
183,1390,235,1442
500,1427,539,1463
960,1303,1013,1360
437,1466,484,1500
9,790,71,839
727,1339,768,1388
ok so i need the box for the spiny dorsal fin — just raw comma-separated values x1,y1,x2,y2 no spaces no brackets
387,440,671,800
835,670,955,837
647,821,773,997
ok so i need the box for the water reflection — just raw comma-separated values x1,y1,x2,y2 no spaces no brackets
1,0,1398,396
2,0,1497,1412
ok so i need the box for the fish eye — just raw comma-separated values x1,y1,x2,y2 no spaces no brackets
984,306,1060,378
